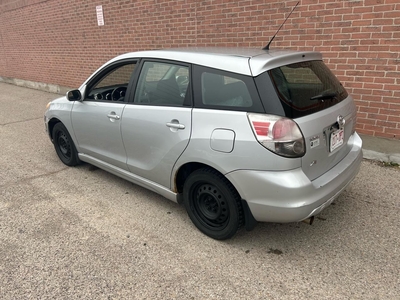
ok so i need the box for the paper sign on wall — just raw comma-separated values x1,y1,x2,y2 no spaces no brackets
96,5,104,26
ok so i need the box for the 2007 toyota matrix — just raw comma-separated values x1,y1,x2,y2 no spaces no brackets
44,48,362,239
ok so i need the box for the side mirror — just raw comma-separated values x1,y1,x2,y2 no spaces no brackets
66,89,82,101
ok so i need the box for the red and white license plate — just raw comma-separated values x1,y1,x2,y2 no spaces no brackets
330,128,344,152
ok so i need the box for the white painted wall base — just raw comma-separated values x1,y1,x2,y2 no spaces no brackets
0,76,71,95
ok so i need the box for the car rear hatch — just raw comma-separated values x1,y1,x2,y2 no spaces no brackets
295,97,357,180
255,59,357,181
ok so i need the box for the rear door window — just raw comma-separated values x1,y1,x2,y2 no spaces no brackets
258,60,348,118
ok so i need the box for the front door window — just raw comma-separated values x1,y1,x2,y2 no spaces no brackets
86,62,136,102
134,61,190,106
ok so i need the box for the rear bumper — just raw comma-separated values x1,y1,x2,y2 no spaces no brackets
226,132,363,223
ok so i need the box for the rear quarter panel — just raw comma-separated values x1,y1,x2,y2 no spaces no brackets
173,109,302,179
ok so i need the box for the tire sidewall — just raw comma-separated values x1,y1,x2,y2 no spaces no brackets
183,169,242,240
52,123,79,166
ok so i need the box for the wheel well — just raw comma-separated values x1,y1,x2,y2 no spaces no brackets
175,162,214,194
48,118,61,141
175,162,258,231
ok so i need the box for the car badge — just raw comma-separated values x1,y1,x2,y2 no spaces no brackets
337,115,345,127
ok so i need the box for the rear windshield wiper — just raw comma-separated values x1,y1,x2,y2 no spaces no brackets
310,91,337,101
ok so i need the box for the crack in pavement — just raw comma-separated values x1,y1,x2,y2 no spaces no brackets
0,167,69,188
0,117,44,126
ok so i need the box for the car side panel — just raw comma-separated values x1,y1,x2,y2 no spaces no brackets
122,105,192,189
71,101,128,170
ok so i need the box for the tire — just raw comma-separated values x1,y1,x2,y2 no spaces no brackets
183,168,243,240
52,122,80,166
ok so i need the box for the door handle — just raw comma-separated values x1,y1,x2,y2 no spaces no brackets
166,122,185,129
107,113,120,120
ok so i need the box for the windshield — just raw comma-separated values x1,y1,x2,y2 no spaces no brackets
266,60,348,118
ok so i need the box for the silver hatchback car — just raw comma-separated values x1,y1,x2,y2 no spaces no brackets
44,48,362,240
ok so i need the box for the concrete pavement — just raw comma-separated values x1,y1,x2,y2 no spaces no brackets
1,82,399,299
360,134,400,165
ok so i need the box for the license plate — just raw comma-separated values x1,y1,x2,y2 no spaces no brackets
330,128,344,152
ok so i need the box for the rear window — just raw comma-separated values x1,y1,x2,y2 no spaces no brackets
261,60,348,118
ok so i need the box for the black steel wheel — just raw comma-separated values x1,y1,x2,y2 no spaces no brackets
52,122,80,166
183,168,243,240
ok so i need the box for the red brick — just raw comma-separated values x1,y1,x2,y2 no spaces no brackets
359,94,376,102
372,89,393,96
347,58,367,64
0,0,398,139
376,120,398,128
389,103,400,111
356,128,374,135
362,12,384,20
380,108,400,116
388,116,400,123
358,118,377,125
359,106,380,114
374,77,395,84
364,0,385,6
383,10,400,18
342,14,360,21
369,102,390,109
353,6,373,14
352,20,372,27
349,45,370,52
375,64,397,72
373,4,396,12
334,8,352,15
368,113,388,121
382,25,400,32
383,128,400,138
376,131,400,139
363,124,385,133
363,83,384,90
351,33,371,39
371,32,394,39
384,84,400,91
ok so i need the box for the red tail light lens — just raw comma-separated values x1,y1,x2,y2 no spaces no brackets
272,119,292,139
248,113,305,158
252,121,271,136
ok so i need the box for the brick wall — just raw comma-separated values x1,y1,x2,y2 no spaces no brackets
0,0,399,139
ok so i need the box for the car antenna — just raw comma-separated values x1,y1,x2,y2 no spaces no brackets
263,1,300,50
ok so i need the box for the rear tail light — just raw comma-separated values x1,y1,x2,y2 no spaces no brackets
248,113,305,158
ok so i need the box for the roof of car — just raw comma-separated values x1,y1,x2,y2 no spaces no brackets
111,47,323,76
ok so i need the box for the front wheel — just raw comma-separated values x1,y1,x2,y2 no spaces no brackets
183,168,243,240
52,122,80,166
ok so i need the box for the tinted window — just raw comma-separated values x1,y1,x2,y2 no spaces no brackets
263,60,348,118
95,64,136,89
201,73,253,107
134,61,190,106
193,66,264,113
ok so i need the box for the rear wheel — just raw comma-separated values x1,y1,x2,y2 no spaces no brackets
52,122,80,166
183,168,243,240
